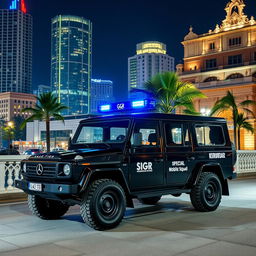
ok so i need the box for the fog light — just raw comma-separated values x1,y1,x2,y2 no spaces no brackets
23,163,27,173
63,164,71,176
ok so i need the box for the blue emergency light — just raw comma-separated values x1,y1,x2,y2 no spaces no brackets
99,99,156,113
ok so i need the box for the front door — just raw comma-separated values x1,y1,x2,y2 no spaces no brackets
164,122,194,186
129,119,164,190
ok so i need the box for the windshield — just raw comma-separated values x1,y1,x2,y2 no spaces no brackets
74,120,130,145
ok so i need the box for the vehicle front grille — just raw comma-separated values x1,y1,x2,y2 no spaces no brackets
26,162,57,179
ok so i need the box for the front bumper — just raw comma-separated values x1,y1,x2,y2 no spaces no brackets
15,179,79,195
230,173,237,180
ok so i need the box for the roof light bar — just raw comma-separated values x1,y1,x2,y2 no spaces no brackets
100,105,111,112
98,99,156,113
132,100,145,108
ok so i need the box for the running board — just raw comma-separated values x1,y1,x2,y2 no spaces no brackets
133,188,191,199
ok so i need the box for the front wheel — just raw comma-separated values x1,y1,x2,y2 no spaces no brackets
28,195,70,219
81,179,126,230
190,172,222,212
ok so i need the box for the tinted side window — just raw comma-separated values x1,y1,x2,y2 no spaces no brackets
195,125,225,146
165,123,183,146
131,121,159,147
165,123,191,146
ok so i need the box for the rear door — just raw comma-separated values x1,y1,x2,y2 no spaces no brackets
164,122,194,186
192,123,232,177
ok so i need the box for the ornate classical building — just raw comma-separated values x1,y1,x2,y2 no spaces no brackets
177,0,256,150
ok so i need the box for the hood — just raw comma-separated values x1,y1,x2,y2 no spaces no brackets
30,148,122,161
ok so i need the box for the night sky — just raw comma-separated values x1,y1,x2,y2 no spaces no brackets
2,0,256,100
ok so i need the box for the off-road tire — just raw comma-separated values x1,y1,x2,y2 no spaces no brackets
81,179,126,230
139,196,161,205
190,172,222,212
28,195,69,219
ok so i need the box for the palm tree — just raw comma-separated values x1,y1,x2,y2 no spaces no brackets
21,92,68,153
210,91,256,148
237,113,254,150
2,121,15,149
135,72,206,114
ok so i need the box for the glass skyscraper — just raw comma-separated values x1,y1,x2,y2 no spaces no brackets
51,15,92,116
0,0,32,93
90,79,114,114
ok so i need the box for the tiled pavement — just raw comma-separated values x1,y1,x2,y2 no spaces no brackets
0,178,255,256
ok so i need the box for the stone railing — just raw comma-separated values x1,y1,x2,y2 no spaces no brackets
0,155,28,194
236,150,256,175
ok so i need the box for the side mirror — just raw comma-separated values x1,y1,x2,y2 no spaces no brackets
126,141,133,154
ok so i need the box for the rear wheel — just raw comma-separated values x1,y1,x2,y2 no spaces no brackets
139,196,161,205
190,172,222,212
28,195,69,219
81,179,126,230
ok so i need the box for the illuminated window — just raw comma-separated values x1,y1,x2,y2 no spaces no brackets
228,55,242,65
229,37,241,46
205,59,217,69
209,42,215,50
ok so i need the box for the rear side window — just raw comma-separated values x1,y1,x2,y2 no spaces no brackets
165,123,191,146
195,125,225,146
165,123,183,146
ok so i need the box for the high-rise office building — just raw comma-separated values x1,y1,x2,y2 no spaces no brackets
33,84,51,97
128,41,175,91
0,0,32,93
51,15,92,116
90,79,114,113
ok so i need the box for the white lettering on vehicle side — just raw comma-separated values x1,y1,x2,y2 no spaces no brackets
209,153,226,159
137,162,153,173
117,104,125,110
169,161,188,172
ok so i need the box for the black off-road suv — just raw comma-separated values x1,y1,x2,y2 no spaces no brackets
15,113,237,230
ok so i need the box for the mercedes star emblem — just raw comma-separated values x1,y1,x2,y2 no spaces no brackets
36,164,44,176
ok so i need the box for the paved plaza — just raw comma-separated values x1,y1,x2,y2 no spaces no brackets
0,177,255,256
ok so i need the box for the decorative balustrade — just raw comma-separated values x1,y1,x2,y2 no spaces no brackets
0,151,255,195
236,151,256,175
0,156,28,194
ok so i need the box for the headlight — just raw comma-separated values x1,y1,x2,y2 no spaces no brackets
63,164,71,176
23,163,27,173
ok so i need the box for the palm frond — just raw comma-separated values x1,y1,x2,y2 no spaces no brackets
239,100,256,107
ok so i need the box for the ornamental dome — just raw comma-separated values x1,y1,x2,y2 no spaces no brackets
184,26,199,41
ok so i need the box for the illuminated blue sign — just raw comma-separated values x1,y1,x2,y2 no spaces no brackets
9,0,19,10
98,99,156,113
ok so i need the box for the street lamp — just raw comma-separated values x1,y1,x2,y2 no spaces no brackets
7,121,14,128
200,108,211,116
6,121,14,150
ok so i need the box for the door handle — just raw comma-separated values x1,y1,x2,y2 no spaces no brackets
187,156,195,161
155,159,164,162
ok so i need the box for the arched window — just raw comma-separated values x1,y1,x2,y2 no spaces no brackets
231,6,239,14
226,73,244,80
204,77,218,82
